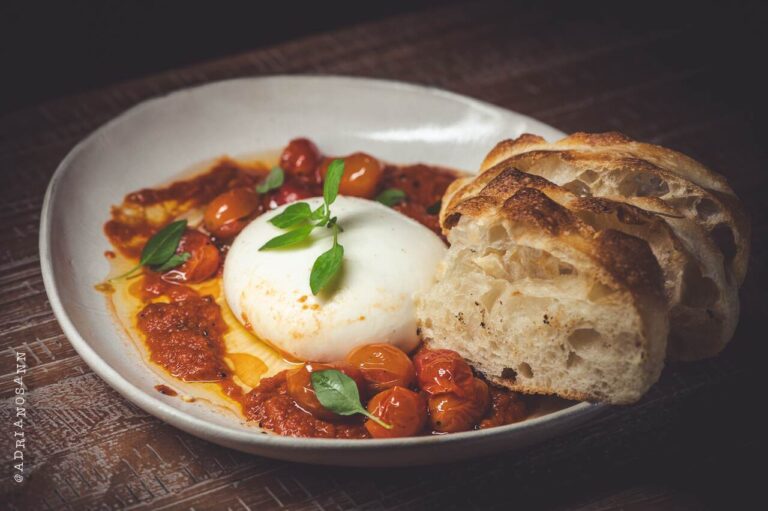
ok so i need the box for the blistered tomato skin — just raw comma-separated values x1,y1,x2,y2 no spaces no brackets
285,362,366,420
320,152,383,199
365,386,427,439
413,348,475,397
428,379,490,433
162,230,221,283
203,187,261,238
346,343,416,394
268,183,314,209
280,138,321,175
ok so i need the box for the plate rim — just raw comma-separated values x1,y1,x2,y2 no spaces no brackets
39,74,605,455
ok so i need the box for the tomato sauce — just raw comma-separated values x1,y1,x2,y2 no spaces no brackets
137,295,229,382
244,371,370,439
105,159,266,258
103,139,534,439
382,164,456,238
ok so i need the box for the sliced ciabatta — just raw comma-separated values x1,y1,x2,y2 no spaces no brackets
418,166,669,404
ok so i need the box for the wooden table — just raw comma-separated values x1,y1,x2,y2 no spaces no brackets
2,2,765,509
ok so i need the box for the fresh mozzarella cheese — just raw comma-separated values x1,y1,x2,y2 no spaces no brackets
223,196,447,361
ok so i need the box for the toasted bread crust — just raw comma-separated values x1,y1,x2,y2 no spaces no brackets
442,163,665,301
479,132,750,285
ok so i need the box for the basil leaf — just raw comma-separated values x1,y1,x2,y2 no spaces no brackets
310,242,343,295
375,188,406,207
269,202,312,229
152,252,190,272
323,159,345,206
426,200,442,215
310,369,364,416
259,224,314,250
140,220,187,267
311,370,393,429
256,166,285,194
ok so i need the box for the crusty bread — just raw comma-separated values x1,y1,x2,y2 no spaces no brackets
418,165,669,404
479,133,747,360
481,132,750,286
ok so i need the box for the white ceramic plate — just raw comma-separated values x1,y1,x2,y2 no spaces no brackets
40,76,604,466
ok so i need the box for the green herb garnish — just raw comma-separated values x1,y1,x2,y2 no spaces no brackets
310,369,392,429
113,219,190,279
152,252,191,272
256,166,285,194
426,200,442,215
259,159,346,295
268,202,312,229
310,235,343,295
258,224,314,250
375,188,406,207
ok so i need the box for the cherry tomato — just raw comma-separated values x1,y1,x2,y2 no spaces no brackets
203,187,261,238
365,386,427,438
428,378,490,433
413,348,474,397
319,152,383,198
162,230,220,283
479,387,527,429
285,362,365,420
267,183,314,209
280,138,321,175
346,343,415,394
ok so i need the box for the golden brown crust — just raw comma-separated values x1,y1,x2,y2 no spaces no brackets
592,229,664,297
442,162,665,301
501,187,580,236
478,132,750,285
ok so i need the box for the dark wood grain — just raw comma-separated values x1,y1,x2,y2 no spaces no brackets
1,2,766,510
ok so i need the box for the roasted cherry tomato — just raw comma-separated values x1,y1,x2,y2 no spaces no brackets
413,348,474,397
365,386,427,438
428,378,490,433
203,187,261,238
346,343,415,394
479,387,527,429
280,138,321,175
285,362,365,420
162,230,220,283
319,152,383,198
267,182,314,209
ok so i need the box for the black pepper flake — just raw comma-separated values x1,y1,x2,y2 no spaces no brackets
543,314,550,325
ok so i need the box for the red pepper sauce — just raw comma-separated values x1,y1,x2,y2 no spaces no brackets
380,163,457,239
244,371,370,439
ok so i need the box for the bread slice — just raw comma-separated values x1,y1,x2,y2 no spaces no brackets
479,133,746,360
418,166,669,404
481,132,750,286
